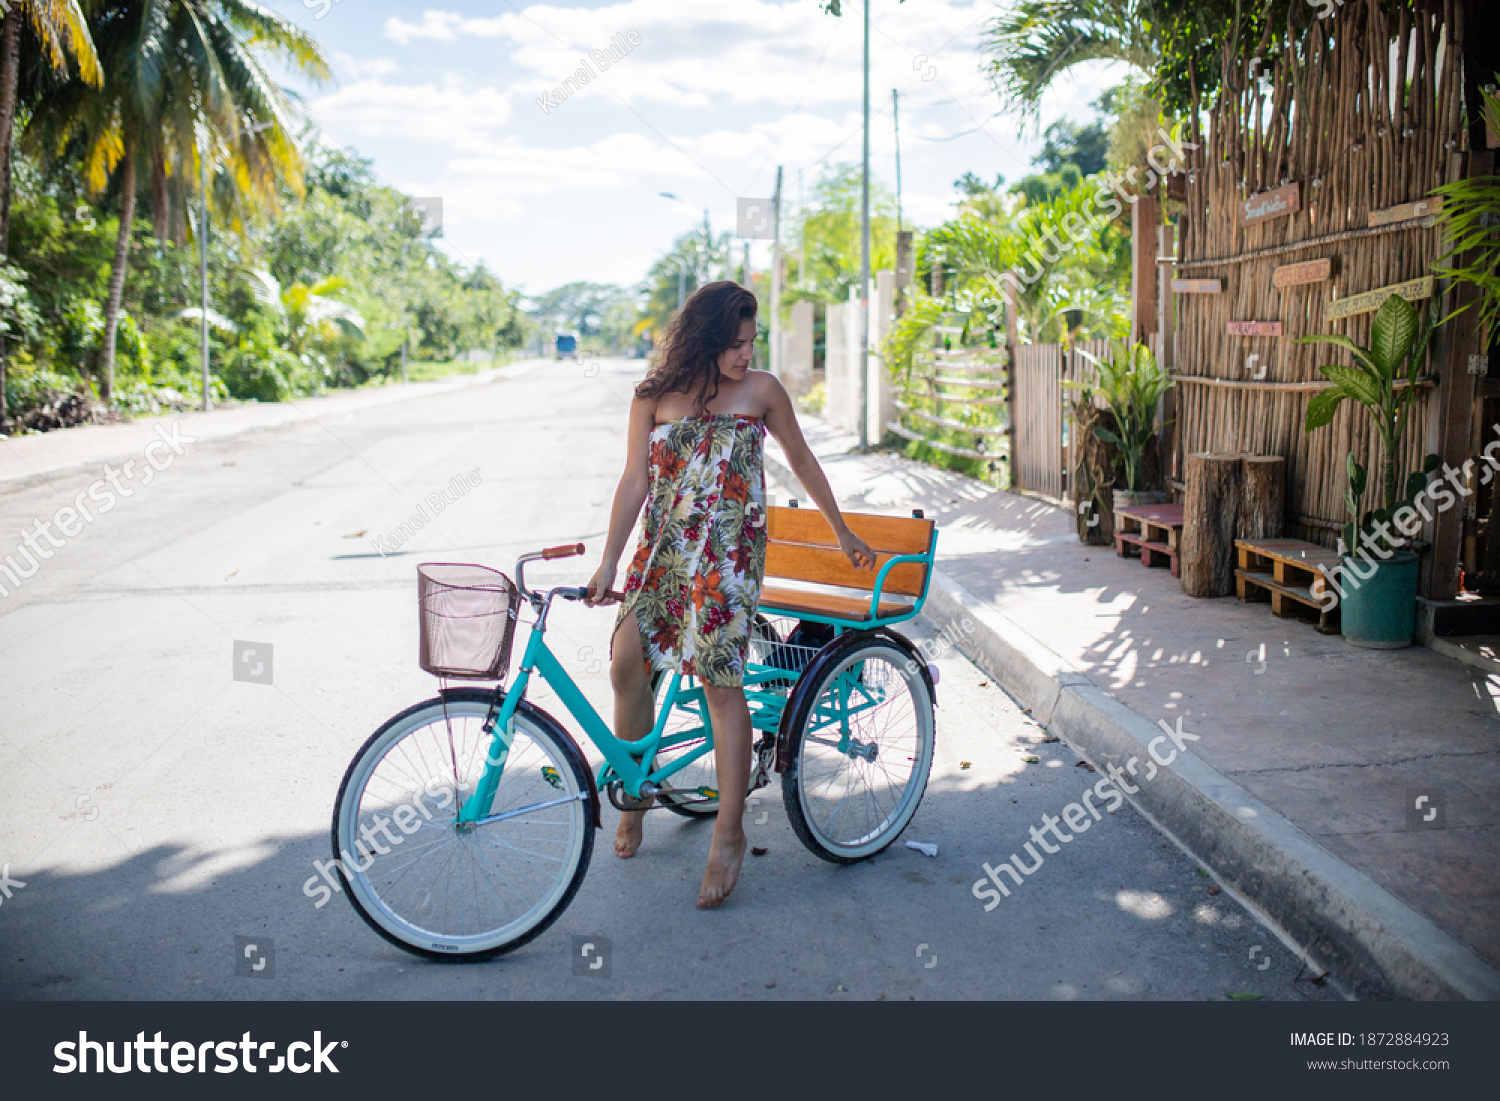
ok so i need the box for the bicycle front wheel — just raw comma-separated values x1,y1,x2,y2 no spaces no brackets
332,691,594,961
781,635,935,863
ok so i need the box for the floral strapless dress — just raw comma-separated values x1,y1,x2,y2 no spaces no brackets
615,413,766,688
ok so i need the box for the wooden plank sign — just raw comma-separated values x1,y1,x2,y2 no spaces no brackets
1227,321,1284,336
1272,258,1332,287
1327,275,1435,321
1172,278,1222,294
1367,197,1442,227
1239,182,1300,226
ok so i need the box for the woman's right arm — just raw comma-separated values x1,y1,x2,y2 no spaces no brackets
586,397,656,605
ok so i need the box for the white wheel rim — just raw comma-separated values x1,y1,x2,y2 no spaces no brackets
337,702,587,954
796,644,934,859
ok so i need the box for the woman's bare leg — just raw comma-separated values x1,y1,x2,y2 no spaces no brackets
610,611,655,857
697,684,752,908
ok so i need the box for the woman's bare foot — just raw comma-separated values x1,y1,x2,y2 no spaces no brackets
697,827,747,908
614,795,653,858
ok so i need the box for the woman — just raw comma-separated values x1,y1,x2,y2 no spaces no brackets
586,281,874,908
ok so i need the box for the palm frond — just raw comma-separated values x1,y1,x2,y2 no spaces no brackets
979,0,1159,119
25,0,103,86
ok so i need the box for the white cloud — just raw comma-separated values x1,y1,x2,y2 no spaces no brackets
384,10,466,45
312,79,513,143
379,0,1002,110
283,0,1141,288
331,52,400,79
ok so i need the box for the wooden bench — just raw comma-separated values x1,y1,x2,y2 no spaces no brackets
1114,503,1184,577
759,505,938,627
1234,538,1342,634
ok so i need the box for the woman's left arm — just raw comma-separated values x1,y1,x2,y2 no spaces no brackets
762,375,876,571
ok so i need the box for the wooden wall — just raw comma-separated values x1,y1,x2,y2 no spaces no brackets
1172,0,1468,559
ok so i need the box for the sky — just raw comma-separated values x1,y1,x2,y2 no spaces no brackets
260,0,1128,297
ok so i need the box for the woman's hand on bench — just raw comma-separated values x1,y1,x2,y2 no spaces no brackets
837,527,877,572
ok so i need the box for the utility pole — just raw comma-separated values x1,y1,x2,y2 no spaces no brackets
797,169,805,289
893,89,912,318
703,208,712,282
770,166,783,378
199,130,211,412
856,0,871,449
893,89,903,234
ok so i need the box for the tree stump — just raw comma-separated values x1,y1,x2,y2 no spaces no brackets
1238,455,1286,540
1181,452,1242,598
1072,398,1116,546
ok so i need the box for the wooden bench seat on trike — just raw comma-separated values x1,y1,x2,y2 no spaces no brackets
758,504,937,627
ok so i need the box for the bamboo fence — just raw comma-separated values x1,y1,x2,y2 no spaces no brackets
1172,0,1467,545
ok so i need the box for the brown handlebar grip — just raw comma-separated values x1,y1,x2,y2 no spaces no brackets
542,543,585,560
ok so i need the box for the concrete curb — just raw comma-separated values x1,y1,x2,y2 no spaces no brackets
1426,636,1500,676
764,445,1500,1000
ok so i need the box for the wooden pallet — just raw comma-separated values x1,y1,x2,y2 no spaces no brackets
1114,503,1184,577
1234,539,1342,634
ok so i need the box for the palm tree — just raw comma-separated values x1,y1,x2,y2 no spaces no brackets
0,2,100,252
0,1,101,429
247,269,365,356
979,0,1160,118
29,0,329,401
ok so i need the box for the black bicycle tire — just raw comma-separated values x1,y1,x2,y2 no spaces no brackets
780,635,936,865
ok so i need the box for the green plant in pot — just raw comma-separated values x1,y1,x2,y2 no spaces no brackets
1066,339,1174,509
1299,294,1440,649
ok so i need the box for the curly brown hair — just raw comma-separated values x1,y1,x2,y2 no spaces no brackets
635,281,758,411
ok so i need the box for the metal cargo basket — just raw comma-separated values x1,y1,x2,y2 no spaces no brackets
417,563,520,680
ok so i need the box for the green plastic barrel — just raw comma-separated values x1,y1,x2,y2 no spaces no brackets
1339,550,1418,649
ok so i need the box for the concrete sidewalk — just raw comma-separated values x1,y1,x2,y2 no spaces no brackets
0,359,550,490
767,416,1500,1001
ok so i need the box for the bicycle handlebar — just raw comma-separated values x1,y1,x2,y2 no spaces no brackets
557,586,624,604
513,543,621,609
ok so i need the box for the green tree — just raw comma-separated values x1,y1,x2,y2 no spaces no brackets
637,229,730,341
980,0,1159,118
529,281,631,349
980,0,1309,120
27,0,329,401
783,163,898,309
0,0,101,428
1036,119,1109,176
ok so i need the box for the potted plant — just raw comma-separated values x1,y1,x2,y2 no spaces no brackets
1067,339,1174,509
1299,294,1440,649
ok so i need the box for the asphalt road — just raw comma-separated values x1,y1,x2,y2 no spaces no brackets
0,359,1341,1001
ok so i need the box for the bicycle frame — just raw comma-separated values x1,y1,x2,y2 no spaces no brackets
457,609,713,824
454,593,915,826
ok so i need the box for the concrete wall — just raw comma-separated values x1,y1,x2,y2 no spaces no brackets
778,300,815,399
820,276,897,441
823,298,862,435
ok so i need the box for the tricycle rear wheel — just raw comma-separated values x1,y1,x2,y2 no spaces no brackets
780,635,935,863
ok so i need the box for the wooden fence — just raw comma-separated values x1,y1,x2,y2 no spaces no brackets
1008,340,1112,501
887,327,1010,471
